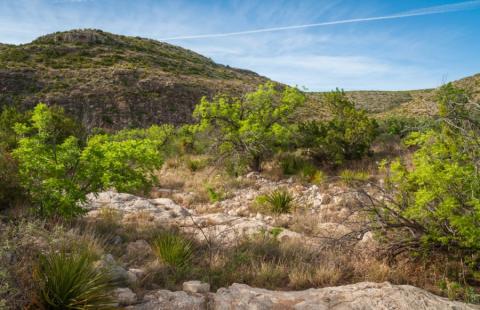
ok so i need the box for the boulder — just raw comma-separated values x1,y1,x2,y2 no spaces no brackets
130,290,206,310
212,282,478,310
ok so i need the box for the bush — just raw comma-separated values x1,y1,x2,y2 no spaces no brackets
257,189,294,214
151,233,193,270
279,154,317,182
355,84,480,274
378,116,434,137
206,186,224,203
0,148,22,209
34,249,114,309
298,89,378,164
193,82,305,172
13,103,164,218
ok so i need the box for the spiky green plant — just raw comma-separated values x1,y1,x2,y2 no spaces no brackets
260,189,294,214
35,250,114,310
152,233,193,270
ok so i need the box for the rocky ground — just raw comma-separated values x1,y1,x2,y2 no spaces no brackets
84,172,477,309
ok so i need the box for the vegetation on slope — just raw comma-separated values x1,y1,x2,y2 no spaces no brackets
0,29,268,129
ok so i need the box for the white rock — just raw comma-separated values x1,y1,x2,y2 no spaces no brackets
182,280,210,293
114,287,137,306
213,282,479,310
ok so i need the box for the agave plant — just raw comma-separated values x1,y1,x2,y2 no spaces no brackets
260,189,294,214
151,232,193,270
35,250,115,310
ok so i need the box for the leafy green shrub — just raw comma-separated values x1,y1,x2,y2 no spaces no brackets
34,250,114,309
152,233,193,270
193,82,305,172
366,84,480,273
298,89,378,164
206,186,224,203
257,189,294,214
13,103,164,218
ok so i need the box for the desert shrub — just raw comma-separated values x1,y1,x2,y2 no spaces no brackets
348,85,480,289
378,116,434,138
339,169,370,185
185,157,208,172
151,232,193,271
0,105,30,150
193,82,305,172
257,189,294,214
206,186,224,203
279,154,318,182
13,103,164,218
34,249,115,309
0,148,22,209
298,89,377,164
280,154,306,175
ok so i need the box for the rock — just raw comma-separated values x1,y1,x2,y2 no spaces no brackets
126,270,138,286
131,290,206,310
113,287,137,306
125,239,153,262
212,282,479,310
129,268,146,279
182,281,210,293
95,254,129,284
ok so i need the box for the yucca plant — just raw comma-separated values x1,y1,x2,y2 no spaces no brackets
35,250,115,310
151,233,193,270
259,189,294,214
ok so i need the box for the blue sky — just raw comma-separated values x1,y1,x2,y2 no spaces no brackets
0,0,479,90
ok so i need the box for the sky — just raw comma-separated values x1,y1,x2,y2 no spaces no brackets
0,0,479,91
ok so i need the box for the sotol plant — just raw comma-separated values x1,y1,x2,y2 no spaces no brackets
258,189,295,214
152,233,193,270
34,250,115,310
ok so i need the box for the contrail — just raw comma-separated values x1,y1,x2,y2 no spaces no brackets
159,0,480,41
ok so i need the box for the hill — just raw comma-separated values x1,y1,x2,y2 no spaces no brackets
308,74,480,119
0,29,268,129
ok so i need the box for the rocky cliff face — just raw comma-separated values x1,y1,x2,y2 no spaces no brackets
0,29,268,130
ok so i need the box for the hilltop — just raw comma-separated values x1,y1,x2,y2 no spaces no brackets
0,29,268,129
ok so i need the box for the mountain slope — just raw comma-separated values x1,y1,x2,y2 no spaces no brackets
0,29,268,129
308,74,480,119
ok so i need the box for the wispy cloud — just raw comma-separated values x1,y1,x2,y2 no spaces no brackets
159,0,480,40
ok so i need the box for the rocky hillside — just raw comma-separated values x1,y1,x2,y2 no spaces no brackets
0,29,268,130
309,74,480,118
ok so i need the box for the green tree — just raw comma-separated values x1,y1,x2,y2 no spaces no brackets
299,89,377,164
13,103,164,218
357,84,480,261
193,82,305,172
